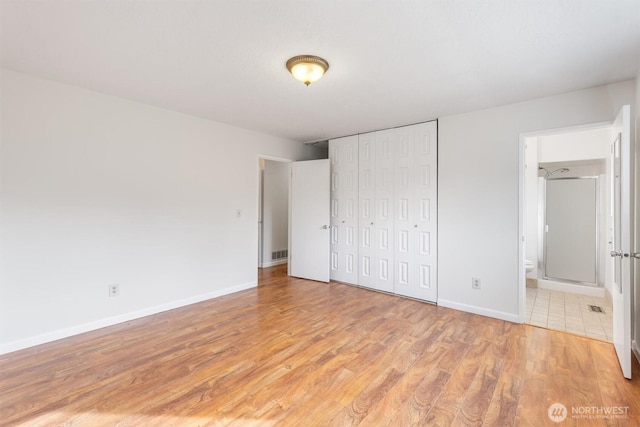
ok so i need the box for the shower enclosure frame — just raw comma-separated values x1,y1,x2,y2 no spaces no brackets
541,175,600,287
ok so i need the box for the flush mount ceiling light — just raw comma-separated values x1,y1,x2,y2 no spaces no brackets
286,55,329,86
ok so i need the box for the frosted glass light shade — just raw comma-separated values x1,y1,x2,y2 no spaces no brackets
286,55,329,86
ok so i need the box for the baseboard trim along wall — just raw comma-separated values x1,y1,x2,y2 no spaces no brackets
633,340,640,365
437,299,521,324
0,281,257,355
260,258,288,268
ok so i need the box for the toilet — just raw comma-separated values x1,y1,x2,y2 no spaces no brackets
525,259,534,273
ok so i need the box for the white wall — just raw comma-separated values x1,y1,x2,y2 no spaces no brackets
0,69,325,353
438,80,635,322
537,127,611,163
261,160,289,267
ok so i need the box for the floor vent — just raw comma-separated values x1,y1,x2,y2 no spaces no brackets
588,305,604,313
271,249,288,260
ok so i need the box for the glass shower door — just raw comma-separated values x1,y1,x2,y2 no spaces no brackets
544,177,598,284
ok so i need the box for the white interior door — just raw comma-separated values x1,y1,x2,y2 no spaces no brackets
289,159,330,282
610,105,632,379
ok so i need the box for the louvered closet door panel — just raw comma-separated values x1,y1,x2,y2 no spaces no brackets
329,136,359,284
393,127,415,297
411,122,438,302
358,133,376,289
374,130,395,293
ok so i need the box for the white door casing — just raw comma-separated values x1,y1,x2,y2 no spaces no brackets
289,159,330,283
611,105,632,379
258,159,264,267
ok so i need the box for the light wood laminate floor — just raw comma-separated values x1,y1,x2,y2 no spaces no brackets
1,264,639,426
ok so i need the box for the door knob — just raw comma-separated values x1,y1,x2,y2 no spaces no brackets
610,251,623,258
632,253,640,259
322,225,331,229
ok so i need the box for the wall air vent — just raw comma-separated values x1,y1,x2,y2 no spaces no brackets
272,249,288,260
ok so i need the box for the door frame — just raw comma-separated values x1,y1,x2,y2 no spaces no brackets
518,121,612,323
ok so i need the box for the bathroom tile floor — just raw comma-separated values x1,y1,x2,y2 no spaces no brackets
526,287,612,342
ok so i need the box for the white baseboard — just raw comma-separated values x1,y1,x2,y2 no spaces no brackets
437,299,520,323
260,258,288,268
633,340,640,365
0,281,257,355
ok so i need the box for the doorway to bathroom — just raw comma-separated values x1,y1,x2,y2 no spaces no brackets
522,125,614,341
520,106,633,379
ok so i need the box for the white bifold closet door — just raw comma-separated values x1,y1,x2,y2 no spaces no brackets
369,130,396,293
358,132,377,289
359,130,395,293
329,136,359,285
330,120,437,303
392,122,438,302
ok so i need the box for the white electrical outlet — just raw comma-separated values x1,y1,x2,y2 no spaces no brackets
109,283,120,297
472,278,481,290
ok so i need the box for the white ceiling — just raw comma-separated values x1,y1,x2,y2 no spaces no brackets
2,1,639,143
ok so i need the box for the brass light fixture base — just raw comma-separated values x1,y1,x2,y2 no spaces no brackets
286,55,329,86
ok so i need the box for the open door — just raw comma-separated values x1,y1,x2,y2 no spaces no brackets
289,159,330,282
610,105,632,379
